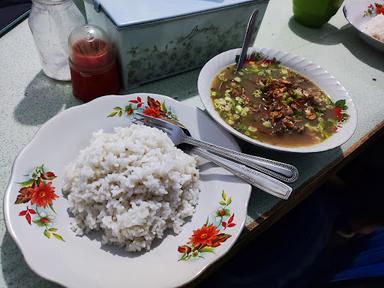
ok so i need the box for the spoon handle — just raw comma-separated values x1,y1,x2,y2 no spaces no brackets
184,135,299,183
235,9,259,73
191,147,292,200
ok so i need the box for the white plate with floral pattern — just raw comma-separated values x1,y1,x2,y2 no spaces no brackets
198,48,357,153
4,93,251,288
343,0,384,52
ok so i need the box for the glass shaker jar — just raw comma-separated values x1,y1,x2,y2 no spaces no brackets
28,0,85,81
68,24,121,102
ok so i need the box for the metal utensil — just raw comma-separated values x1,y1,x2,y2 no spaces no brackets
133,118,291,199
187,146,292,200
134,113,299,183
235,9,259,73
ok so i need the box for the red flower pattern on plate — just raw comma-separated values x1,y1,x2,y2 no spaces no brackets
15,165,64,241
364,2,384,16
18,207,36,225
30,182,58,208
142,107,161,118
190,224,220,248
108,96,178,121
178,191,236,261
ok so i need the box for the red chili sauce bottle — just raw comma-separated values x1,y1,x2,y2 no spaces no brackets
68,25,121,102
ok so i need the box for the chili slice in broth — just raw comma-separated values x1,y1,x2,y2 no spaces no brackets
210,53,349,147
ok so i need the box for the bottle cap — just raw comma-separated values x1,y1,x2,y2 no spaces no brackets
68,24,115,72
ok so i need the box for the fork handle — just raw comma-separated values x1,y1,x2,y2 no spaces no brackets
184,136,299,183
192,147,292,199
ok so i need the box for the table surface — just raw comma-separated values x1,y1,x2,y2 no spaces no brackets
1,0,384,287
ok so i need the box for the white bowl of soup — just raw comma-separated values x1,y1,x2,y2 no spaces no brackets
198,48,357,153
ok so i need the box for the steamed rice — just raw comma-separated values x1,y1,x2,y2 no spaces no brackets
62,124,199,251
362,14,384,43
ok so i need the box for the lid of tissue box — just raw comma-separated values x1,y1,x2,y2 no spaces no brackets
92,0,256,27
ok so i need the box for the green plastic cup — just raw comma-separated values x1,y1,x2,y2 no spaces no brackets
293,0,344,28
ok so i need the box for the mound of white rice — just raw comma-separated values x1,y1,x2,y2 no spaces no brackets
62,124,199,251
362,14,384,43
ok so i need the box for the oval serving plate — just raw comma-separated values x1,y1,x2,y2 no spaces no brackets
343,0,384,53
4,93,251,288
198,48,357,153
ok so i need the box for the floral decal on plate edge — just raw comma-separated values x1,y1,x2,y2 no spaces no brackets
363,2,384,16
14,165,64,241
178,191,236,261
107,96,178,121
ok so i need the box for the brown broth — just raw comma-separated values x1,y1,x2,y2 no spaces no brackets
210,60,347,147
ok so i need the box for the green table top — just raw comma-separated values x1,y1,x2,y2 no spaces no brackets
1,0,383,287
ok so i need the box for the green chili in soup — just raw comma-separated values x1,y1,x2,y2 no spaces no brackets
210,53,349,147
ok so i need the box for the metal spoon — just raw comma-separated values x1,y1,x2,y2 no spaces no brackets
187,146,292,200
133,118,292,199
134,113,299,183
235,9,259,73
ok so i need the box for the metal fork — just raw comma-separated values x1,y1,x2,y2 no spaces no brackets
132,118,292,199
186,146,292,200
134,113,299,183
